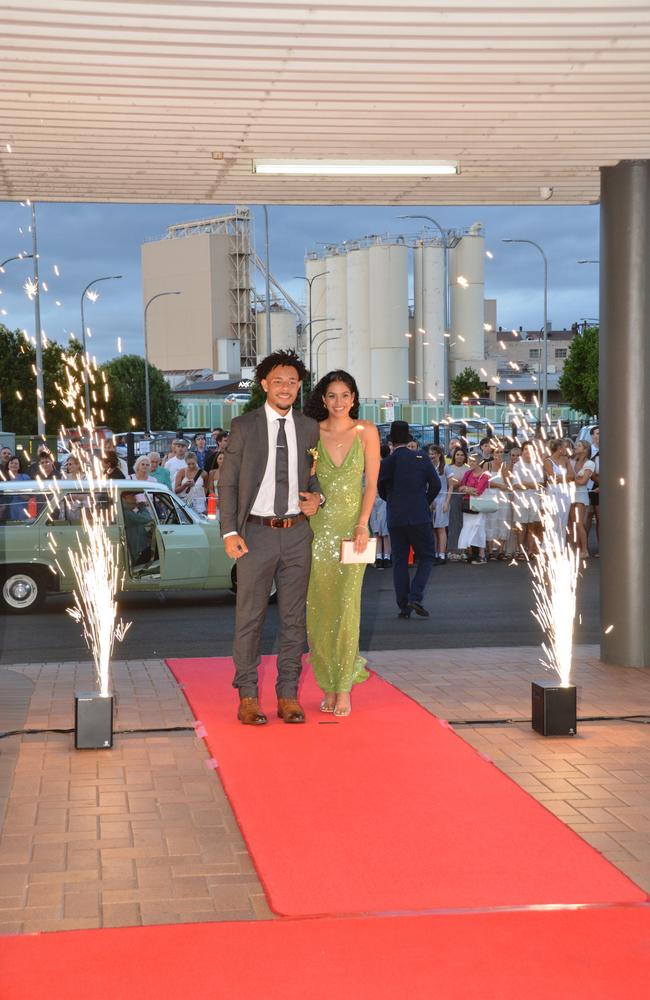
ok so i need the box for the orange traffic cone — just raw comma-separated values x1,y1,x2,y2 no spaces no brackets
408,546,414,566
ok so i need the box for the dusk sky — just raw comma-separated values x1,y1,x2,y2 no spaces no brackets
0,200,600,364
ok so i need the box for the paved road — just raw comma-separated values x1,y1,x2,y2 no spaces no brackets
0,560,600,664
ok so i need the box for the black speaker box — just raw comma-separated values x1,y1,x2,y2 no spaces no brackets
531,680,577,737
75,692,114,749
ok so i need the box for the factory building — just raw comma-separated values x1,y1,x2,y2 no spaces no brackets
304,224,486,402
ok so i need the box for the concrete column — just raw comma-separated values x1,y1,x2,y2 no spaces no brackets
600,159,650,666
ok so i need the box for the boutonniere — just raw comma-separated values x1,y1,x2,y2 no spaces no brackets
307,446,319,475
416,454,423,459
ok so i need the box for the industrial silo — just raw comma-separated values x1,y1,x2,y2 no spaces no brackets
412,243,424,400
256,308,297,356
321,252,348,378
346,246,371,399
369,240,409,400
448,225,485,363
413,241,446,402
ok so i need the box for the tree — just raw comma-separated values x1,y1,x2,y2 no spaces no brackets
558,325,598,416
100,354,182,431
450,366,483,404
242,380,266,413
0,323,77,434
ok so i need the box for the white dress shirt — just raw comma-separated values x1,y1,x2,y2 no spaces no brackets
164,456,187,479
249,403,300,517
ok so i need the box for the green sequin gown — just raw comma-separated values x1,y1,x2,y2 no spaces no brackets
307,435,370,693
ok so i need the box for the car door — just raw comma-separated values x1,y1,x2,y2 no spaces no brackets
147,489,210,585
41,489,121,590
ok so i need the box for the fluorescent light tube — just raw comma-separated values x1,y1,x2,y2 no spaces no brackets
252,159,459,176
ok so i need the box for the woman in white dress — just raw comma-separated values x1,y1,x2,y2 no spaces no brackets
428,444,449,563
370,443,391,566
446,445,471,559
570,439,595,557
175,452,208,514
511,440,544,559
484,445,509,559
542,438,575,545
501,445,522,558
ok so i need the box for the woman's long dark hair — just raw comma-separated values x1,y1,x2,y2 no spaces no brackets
428,444,446,476
450,445,469,465
304,370,360,422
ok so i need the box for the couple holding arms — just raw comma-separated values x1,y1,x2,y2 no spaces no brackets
219,349,380,724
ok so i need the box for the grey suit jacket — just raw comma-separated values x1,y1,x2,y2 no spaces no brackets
219,406,322,538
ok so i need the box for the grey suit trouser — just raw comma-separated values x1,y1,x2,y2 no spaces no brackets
232,518,313,699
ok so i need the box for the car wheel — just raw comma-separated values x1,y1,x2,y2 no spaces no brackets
1,569,47,613
230,566,277,603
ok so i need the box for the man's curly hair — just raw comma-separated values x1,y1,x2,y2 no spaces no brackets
256,349,308,384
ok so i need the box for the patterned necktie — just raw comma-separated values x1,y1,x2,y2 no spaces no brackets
274,418,289,517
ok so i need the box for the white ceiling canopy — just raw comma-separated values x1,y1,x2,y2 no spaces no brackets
2,0,650,205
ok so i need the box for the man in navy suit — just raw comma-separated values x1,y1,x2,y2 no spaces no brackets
378,421,441,619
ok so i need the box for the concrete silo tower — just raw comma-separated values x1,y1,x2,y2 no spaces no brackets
413,240,446,402
346,246,371,399
368,240,409,400
448,223,485,369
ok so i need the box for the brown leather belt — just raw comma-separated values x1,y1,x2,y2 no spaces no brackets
247,513,305,529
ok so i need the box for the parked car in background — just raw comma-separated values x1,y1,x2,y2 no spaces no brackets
0,480,240,612
113,431,178,465
578,422,599,443
223,393,251,404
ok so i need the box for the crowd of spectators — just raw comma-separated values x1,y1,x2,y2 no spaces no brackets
417,426,600,564
1,425,600,560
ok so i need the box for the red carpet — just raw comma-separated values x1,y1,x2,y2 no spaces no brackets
167,657,646,916
2,907,649,999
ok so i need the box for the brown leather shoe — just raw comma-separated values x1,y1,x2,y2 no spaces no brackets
237,697,268,726
277,698,306,724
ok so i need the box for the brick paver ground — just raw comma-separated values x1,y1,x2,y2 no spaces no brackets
0,647,648,935
370,646,650,893
0,660,272,935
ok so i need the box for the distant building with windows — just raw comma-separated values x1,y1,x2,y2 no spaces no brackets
480,302,584,404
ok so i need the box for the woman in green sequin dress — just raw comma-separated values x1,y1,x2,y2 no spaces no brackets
304,371,380,717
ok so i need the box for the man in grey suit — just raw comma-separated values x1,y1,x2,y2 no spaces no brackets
219,350,323,726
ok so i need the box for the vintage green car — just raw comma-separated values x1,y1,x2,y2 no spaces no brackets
0,479,237,612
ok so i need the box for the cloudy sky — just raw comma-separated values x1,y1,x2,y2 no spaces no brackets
0,200,599,363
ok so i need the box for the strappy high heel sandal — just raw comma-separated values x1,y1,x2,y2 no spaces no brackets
333,694,351,717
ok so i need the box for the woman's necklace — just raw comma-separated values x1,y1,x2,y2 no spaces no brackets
326,420,355,448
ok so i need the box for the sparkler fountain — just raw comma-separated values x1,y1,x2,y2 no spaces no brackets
529,487,580,736
508,406,581,736
55,353,131,747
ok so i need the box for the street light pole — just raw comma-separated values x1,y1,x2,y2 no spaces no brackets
502,238,549,421
80,274,123,419
293,270,329,380
315,336,341,381
0,253,34,271
398,214,450,412
30,203,46,438
0,253,35,432
262,206,272,355
144,291,181,434
311,326,342,382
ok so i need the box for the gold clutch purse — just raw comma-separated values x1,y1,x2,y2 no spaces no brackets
339,537,377,564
